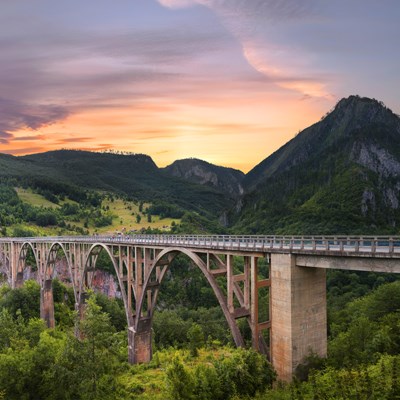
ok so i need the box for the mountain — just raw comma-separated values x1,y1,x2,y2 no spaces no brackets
1,95,400,235
234,95,400,234
0,150,234,219
163,158,244,198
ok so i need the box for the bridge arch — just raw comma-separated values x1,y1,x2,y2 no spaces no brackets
132,247,245,363
0,243,13,286
79,243,133,326
45,242,73,276
16,242,39,287
44,242,75,291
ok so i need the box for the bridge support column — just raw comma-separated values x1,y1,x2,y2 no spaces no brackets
15,272,24,288
129,319,152,364
74,292,89,338
271,253,326,381
40,279,55,328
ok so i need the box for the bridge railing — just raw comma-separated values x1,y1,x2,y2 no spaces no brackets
2,235,400,255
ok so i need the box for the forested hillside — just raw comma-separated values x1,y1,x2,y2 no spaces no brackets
0,150,235,222
234,96,400,234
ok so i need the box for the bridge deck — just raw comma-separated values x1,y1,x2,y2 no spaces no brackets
2,235,400,258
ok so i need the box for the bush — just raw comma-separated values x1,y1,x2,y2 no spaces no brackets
165,349,276,400
165,357,194,400
215,348,276,398
35,211,57,227
187,323,204,357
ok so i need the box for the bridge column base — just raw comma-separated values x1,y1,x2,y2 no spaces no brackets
128,322,152,364
15,272,24,288
40,279,55,328
271,253,327,382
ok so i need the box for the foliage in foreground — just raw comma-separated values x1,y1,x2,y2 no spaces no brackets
0,281,275,399
0,296,126,400
257,354,400,400
2,271,400,398
165,348,275,400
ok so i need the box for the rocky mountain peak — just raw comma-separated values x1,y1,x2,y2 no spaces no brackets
163,158,244,198
322,95,399,138
236,95,400,234
244,95,400,191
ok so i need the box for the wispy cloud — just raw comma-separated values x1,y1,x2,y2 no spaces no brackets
57,137,92,144
12,134,47,141
0,98,69,144
0,22,231,143
2,0,398,169
157,0,333,98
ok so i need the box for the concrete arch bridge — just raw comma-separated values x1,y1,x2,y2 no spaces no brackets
1,234,400,381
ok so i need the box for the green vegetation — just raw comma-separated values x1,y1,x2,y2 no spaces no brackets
0,281,274,399
256,279,400,399
0,150,234,222
16,188,61,209
0,183,182,236
2,276,400,398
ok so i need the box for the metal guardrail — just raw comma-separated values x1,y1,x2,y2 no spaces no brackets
1,235,400,256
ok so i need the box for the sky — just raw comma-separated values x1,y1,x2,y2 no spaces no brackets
0,0,399,172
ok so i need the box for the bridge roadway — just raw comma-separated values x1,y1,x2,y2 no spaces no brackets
4,234,400,256
1,234,400,382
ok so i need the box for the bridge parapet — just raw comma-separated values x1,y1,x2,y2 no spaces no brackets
1,235,400,257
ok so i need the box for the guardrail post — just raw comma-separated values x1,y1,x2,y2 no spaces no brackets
372,238,376,253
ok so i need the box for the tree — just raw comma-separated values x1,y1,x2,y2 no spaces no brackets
78,294,117,399
136,214,141,224
192,364,222,400
153,311,192,348
215,348,276,398
187,323,204,357
0,309,19,350
0,280,41,320
165,357,194,400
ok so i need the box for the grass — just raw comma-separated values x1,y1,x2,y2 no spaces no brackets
14,189,180,235
93,198,180,234
16,188,60,209
10,223,64,237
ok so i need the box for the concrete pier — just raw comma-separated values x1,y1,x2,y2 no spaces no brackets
271,253,327,381
40,279,55,328
129,319,152,364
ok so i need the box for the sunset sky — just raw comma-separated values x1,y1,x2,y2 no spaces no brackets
1,0,399,172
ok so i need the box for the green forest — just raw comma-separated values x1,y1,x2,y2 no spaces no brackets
1,259,400,398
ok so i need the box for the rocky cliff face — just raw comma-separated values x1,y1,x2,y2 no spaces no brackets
163,158,244,198
55,259,121,298
0,256,122,298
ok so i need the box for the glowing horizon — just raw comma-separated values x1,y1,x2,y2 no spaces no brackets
1,1,399,173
